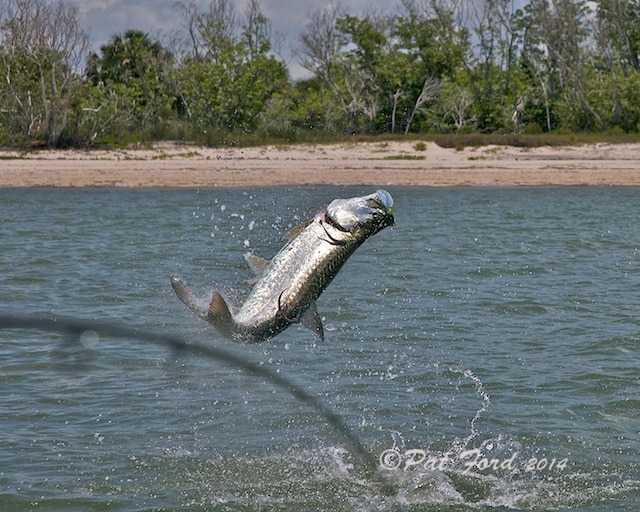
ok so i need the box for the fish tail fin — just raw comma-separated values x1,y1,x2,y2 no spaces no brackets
171,275,206,316
171,275,236,340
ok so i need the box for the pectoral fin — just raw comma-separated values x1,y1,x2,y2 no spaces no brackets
299,301,324,341
244,253,270,277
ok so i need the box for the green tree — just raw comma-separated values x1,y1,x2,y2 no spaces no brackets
259,78,342,137
172,0,287,133
521,0,605,131
385,8,468,133
241,0,271,60
590,0,640,131
594,0,640,73
335,13,390,132
0,0,87,145
85,30,174,130
298,4,468,135
467,0,527,131
300,8,395,133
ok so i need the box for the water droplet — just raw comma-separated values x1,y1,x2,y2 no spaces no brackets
80,330,99,348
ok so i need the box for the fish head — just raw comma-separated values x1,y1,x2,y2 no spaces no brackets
325,189,394,238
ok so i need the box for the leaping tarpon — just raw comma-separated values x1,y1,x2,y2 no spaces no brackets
170,189,394,343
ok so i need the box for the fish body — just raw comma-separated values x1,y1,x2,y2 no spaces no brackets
171,190,394,343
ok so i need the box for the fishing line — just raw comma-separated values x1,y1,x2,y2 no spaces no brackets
0,310,386,483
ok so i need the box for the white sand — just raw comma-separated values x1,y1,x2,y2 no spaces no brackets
1,141,640,187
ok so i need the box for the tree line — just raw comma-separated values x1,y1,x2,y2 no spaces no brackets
0,0,639,147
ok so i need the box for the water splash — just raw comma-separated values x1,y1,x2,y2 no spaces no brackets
3,311,639,509
456,367,492,451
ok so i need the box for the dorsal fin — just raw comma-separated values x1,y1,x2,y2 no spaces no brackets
244,252,270,277
298,301,324,341
283,220,313,240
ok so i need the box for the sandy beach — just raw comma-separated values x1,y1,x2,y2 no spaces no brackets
1,140,640,187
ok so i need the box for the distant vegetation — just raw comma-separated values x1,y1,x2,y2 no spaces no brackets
1,0,639,149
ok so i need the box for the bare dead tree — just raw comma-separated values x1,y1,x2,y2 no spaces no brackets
400,0,470,27
445,87,475,132
405,76,441,134
173,0,202,60
390,88,406,134
298,3,345,91
343,66,380,129
241,0,271,59
270,30,290,67
195,0,237,63
511,95,527,132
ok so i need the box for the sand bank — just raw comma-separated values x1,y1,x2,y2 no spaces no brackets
1,141,640,187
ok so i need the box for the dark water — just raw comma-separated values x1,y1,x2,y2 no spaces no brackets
1,186,639,511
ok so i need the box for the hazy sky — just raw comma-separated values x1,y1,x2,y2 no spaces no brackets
78,0,395,79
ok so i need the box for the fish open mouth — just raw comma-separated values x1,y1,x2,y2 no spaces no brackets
371,211,394,235
369,189,394,235
325,189,395,234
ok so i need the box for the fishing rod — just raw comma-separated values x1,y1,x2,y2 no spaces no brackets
0,310,393,488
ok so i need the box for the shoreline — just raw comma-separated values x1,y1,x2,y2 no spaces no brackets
2,141,640,187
